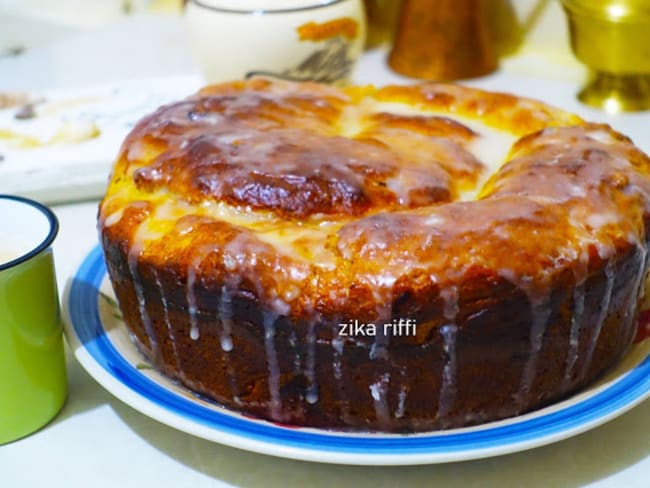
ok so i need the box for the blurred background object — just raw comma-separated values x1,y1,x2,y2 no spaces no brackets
0,0,183,57
561,0,650,112
388,0,497,80
0,0,582,82
487,0,525,56
378,0,587,83
363,0,401,48
184,0,366,85
0,0,647,208
0,0,182,27
488,0,584,82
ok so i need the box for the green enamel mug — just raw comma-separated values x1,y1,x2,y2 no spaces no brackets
0,195,66,444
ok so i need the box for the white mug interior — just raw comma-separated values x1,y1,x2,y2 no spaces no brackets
0,196,58,269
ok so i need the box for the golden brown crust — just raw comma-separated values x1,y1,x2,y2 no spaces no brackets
99,78,650,432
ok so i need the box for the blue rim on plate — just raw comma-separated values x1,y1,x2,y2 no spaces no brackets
64,245,650,465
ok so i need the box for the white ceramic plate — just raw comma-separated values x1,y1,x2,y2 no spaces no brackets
62,246,650,465
0,75,202,203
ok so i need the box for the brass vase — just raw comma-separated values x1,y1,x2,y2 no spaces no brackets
388,0,497,80
562,0,650,112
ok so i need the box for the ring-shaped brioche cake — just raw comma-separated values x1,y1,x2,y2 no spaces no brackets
99,78,650,432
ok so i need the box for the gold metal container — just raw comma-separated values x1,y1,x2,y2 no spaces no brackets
388,0,497,81
562,0,650,112
363,0,401,48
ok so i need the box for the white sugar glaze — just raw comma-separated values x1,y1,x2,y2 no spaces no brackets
153,270,180,370
369,372,391,427
98,78,650,431
263,311,282,420
438,324,458,421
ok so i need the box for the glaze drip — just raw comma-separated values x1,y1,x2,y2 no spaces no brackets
305,320,318,404
564,280,586,385
624,244,648,341
186,245,220,341
263,311,282,419
581,260,616,380
218,283,241,403
218,285,234,352
127,239,158,356
153,270,179,369
395,382,408,419
437,324,458,421
186,268,200,341
330,321,351,421
369,372,391,426
516,296,551,409
289,328,301,375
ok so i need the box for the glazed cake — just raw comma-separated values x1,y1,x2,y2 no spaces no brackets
98,78,650,432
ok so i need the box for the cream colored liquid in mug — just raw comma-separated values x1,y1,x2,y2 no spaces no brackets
0,250,20,265
0,243,30,266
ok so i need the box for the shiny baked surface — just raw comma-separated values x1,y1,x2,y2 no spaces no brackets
99,78,650,430
99,78,650,321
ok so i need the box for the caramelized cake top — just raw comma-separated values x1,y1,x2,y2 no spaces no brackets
99,78,650,323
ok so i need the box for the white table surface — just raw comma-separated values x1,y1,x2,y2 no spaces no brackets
1,13,649,488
